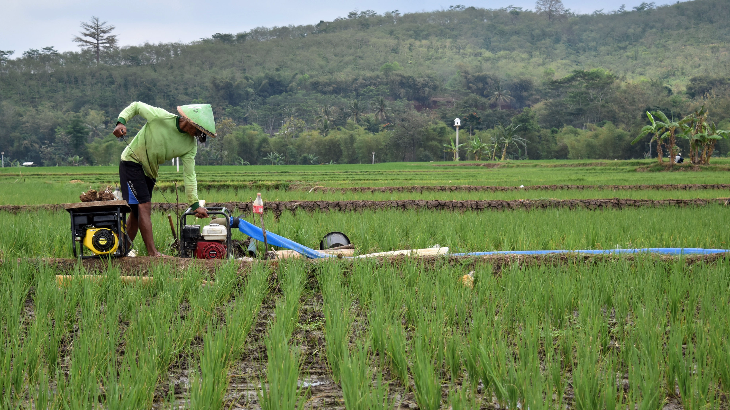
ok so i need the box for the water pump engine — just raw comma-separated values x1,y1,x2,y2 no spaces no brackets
178,207,233,259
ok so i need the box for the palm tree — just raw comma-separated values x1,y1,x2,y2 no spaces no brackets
373,97,387,121
349,100,362,124
487,81,515,111
316,106,335,136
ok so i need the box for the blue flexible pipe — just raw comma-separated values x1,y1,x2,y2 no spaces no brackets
226,218,727,259
234,218,332,259
451,248,728,256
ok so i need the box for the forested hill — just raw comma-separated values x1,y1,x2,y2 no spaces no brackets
1,0,729,167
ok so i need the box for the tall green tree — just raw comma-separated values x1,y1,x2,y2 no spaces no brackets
535,0,567,21
73,17,118,65
66,114,90,164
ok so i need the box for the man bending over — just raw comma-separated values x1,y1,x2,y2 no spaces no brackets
113,102,215,256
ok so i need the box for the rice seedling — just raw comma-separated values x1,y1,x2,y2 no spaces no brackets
191,263,269,409
191,328,230,410
259,262,307,410
318,261,352,383
224,263,270,359
448,387,477,410
411,335,441,410
340,341,392,410
385,320,410,388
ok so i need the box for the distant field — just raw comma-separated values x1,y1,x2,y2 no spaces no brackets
2,159,730,205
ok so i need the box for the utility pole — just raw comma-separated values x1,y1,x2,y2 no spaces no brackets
454,118,461,161
372,152,375,165
1,152,4,168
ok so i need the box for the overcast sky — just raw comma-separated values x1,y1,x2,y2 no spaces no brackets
3,0,686,56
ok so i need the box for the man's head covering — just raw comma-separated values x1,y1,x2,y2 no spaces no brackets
177,104,217,138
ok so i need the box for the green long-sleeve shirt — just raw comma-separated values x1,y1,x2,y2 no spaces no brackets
117,102,200,206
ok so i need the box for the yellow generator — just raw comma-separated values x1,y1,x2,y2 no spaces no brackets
63,201,132,258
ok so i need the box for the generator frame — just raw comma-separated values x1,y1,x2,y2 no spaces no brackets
63,200,132,259
178,206,233,259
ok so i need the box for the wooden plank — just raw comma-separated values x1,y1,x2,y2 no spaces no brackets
355,247,449,258
62,200,131,212
275,248,355,259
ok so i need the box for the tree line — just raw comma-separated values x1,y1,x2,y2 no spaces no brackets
0,0,729,166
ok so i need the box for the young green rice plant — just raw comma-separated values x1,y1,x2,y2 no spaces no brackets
259,319,306,410
319,261,352,384
515,316,546,410
224,263,270,359
479,335,519,409
340,341,392,410
0,261,36,406
211,260,241,305
411,335,441,410
367,287,388,360
106,332,157,410
626,287,664,410
573,330,604,410
444,331,462,384
675,331,717,410
448,387,478,410
259,261,307,410
62,277,123,408
190,327,230,410
544,317,565,409
385,320,410,388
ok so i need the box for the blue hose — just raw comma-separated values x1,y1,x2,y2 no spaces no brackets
451,248,728,256
234,218,332,259
225,218,727,259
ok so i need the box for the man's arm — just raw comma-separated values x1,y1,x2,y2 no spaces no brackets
117,101,173,126
114,102,172,139
181,149,208,218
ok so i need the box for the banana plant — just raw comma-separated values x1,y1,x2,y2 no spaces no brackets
494,124,524,161
632,111,664,164
652,110,682,166
443,137,464,161
466,136,488,161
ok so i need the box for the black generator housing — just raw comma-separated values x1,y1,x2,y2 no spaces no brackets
63,200,131,259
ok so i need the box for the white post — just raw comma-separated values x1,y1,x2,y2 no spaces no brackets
176,157,180,172
455,126,459,161
372,152,375,165
453,118,461,162
1,152,3,168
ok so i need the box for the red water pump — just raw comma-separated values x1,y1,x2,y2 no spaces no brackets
195,241,227,259
178,206,233,259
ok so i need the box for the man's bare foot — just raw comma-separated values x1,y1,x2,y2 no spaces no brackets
149,251,172,258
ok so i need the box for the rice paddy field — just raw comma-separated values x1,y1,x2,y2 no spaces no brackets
1,159,729,409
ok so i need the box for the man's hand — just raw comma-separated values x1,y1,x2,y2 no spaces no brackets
194,207,209,218
113,123,127,138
